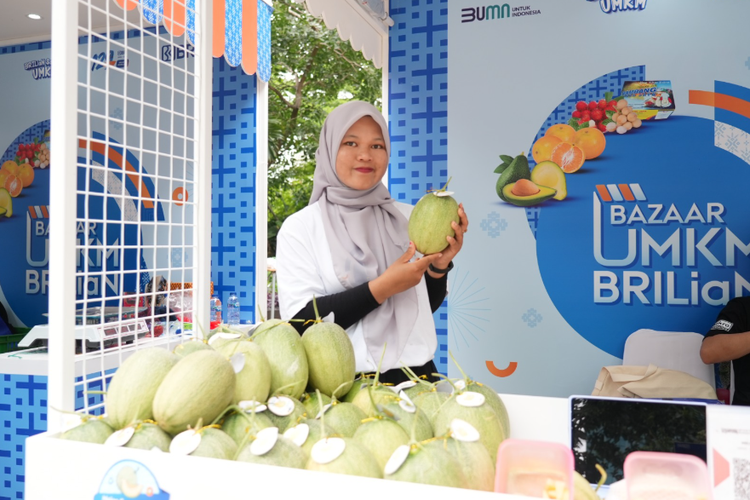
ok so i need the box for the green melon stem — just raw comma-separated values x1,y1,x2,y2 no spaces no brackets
448,351,471,386
373,343,387,387
331,381,349,402
431,372,458,392
400,364,434,388
273,381,303,397
315,389,328,441
256,304,266,323
595,464,607,492
210,404,245,427
439,176,453,192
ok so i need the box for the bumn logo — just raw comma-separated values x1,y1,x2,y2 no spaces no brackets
461,4,510,23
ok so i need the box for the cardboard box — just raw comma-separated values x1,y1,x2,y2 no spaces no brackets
621,80,675,120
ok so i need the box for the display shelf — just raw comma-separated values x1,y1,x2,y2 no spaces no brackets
24,393,566,499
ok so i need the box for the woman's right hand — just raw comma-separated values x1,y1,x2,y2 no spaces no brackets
368,242,443,304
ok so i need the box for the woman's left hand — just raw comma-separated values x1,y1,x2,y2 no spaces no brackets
427,203,468,277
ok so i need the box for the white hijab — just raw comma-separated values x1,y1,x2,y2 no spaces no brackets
310,101,418,370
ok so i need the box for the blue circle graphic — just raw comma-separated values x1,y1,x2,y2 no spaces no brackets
536,116,750,357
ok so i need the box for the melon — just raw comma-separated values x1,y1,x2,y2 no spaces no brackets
252,320,309,399
236,428,309,469
302,320,356,398
411,389,450,422
306,437,383,479
385,443,468,488
342,375,371,402
172,427,237,460
152,349,236,435
59,417,114,443
425,434,495,492
352,417,410,469
285,420,341,456
215,339,272,403
221,409,274,446
431,391,507,462
408,189,460,255
123,422,172,452
265,396,308,432
351,383,398,416
173,339,213,358
301,391,332,417
317,401,366,437
382,398,433,442
105,347,180,430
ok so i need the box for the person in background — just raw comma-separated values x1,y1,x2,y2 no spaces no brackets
700,297,750,405
275,100,468,385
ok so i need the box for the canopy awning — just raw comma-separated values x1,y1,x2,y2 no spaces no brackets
113,0,273,81
293,0,392,69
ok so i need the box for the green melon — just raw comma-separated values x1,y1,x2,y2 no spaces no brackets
186,427,238,460
105,347,180,430
302,321,356,398
411,389,450,422
318,402,366,437
306,437,383,479
123,422,172,452
59,417,114,444
215,339,272,403
221,410,274,446
425,437,495,492
152,349,236,435
408,191,460,255
301,391,332,417
173,339,213,358
236,431,309,470
385,442,468,488
252,320,309,399
352,418,410,469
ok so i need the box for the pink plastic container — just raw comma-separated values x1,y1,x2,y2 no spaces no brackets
624,451,712,500
494,439,574,498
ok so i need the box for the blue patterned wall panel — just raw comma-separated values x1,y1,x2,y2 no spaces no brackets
211,58,258,323
389,0,449,374
1,369,113,500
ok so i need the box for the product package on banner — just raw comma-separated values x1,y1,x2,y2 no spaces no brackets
448,0,750,397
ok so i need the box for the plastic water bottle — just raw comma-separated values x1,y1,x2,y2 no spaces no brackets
210,294,222,323
227,293,240,326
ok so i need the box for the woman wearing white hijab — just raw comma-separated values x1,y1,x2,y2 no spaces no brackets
276,101,468,384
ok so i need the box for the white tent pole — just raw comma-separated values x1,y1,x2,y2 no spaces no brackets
256,79,269,321
48,0,79,432
196,0,214,335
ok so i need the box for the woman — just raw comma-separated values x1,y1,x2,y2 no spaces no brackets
275,101,468,384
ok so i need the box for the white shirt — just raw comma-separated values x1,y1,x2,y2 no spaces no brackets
276,201,437,373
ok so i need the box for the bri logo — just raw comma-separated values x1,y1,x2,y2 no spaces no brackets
595,0,648,14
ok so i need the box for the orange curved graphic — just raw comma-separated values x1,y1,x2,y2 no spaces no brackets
80,139,155,209
114,0,138,10
486,360,518,378
689,90,750,120
213,0,226,58
164,0,187,37
172,187,188,206
241,0,258,75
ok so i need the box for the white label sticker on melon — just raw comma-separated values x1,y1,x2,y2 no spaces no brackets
250,427,279,456
150,446,164,452
456,391,485,408
394,380,417,392
268,396,295,416
384,445,410,475
230,352,246,373
450,418,481,442
61,414,84,433
283,423,310,447
398,392,417,414
433,190,454,197
311,437,346,464
315,404,332,419
238,400,267,413
170,429,202,455
208,331,242,345
105,426,135,447
454,379,467,391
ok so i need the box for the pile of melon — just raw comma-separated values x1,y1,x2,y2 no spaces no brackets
59,316,600,497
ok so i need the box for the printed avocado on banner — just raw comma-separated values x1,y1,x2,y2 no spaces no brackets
448,0,750,396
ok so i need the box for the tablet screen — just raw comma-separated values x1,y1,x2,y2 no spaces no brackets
570,396,707,485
